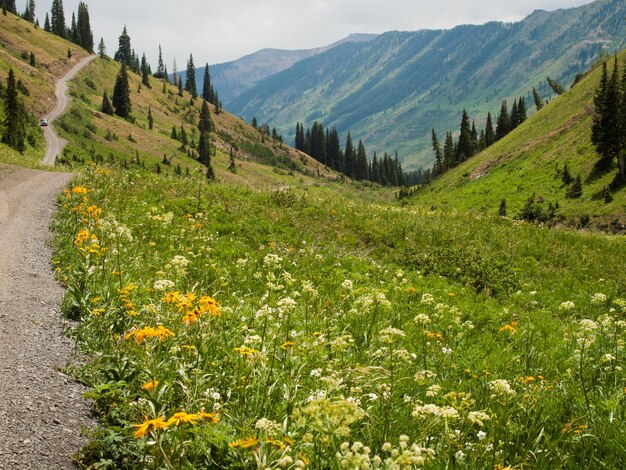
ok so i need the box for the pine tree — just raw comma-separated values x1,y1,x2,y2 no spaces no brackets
154,45,165,78
327,127,341,171
518,97,527,124
5,0,15,14
112,63,131,118
29,52,36,67
547,77,565,95
206,164,216,182
485,112,495,147
198,131,211,165
70,12,78,44
50,0,65,38
510,99,519,130
28,0,35,21
114,26,132,66
566,175,582,199
251,117,257,129
356,139,368,181
98,37,106,58
344,132,355,179
228,147,236,173
561,162,573,185
2,69,26,152
185,54,197,98
148,106,153,130
443,132,455,170
76,2,93,52
43,12,50,31
498,198,507,217
141,53,151,88
202,64,213,102
100,90,113,114
170,126,178,140
533,88,543,111
177,78,183,97
432,128,443,175
198,100,214,133
2,2,6,16
456,109,473,162
495,100,509,141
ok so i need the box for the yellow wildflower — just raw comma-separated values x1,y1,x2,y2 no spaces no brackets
92,308,105,316
71,186,89,195
499,323,517,334
85,205,101,219
280,341,296,350
162,291,182,304
125,325,175,344
166,412,200,427
234,345,261,357
229,437,260,449
141,380,159,391
196,295,221,316
133,416,169,439
74,230,90,246
197,411,220,423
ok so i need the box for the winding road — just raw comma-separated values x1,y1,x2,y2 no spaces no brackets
43,55,96,166
0,55,95,468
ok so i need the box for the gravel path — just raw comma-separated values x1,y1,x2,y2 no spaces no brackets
43,55,96,166
0,55,97,469
0,167,92,469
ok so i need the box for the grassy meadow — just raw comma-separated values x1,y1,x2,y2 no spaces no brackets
54,163,626,469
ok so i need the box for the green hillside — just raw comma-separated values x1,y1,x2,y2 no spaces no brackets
409,49,626,228
227,0,626,169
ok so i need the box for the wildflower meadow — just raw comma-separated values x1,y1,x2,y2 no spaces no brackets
54,165,626,468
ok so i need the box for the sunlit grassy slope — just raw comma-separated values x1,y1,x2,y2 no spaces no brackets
0,11,90,167
410,50,626,227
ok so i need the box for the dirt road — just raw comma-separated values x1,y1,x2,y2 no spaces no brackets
0,55,97,468
43,55,96,166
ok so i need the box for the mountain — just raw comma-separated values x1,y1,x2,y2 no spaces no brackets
200,33,378,105
226,0,626,169
409,47,626,228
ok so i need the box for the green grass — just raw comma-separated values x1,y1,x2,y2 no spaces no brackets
409,51,626,227
53,164,626,469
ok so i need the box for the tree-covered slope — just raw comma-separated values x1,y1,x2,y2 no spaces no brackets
227,0,626,169
409,48,626,228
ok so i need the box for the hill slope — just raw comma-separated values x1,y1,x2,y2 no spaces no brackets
409,48,626,228
227,0,626,169
203,34,378,104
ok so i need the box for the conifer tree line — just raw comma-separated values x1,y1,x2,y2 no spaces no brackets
592,55,626,183
1,68,27,152
295,121,409,186
39,1,93,53
428,97,527,181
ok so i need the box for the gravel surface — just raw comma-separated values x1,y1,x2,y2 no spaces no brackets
0,167,93,469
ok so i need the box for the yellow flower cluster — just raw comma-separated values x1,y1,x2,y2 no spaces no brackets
234,345,261,357
228,436,260,449
133,411,219,438
499,321,518,334
125,325,175,344
119,283,138,316
74,229,90,247
162,291,221,324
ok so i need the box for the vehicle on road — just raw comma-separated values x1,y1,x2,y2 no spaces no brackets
40,119,49,126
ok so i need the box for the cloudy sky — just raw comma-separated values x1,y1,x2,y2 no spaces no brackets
35,0,594,67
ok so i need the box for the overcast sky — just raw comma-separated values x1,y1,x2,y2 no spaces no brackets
34,0,594,67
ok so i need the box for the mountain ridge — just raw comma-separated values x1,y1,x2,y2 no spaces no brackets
225,0,626,169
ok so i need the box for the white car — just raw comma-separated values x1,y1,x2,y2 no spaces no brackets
39,119,49,126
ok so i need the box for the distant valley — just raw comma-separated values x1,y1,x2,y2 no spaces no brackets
208,0,626,169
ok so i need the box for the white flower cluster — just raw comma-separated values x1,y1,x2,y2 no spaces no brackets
263,253,283,268
153,279,175,291
488,379,516,397
591,292,607,305
98,217,133,242
412,403,459,420
167,255,190,277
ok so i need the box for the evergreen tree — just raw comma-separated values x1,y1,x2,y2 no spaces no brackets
495,100,509,141
198,131,211,165
97,37,106,58
5,0,14,14
179,126,187,146
177,76,183,97
28,0,35,21
566,175,582,199
561,162,573,185
43,12,50,31
592,57,620,169
154,45,165,78
202,63,213,103
50,0,65,38
2,69,26,152
228,147,236,173
100,90,113,114
432,129,443,175
327,127,341,171
498,198,507,217
355,139,368,181
76,2,93,52
547,77,565,95
456,109,473,162
294,122,305,151
112,63,131,118
510,99,519,130
443,132,455,170
485,112,495,147
470,121,478,152
114,26,132,66
518,97,527,124
148,106,153,130
29,52,36,67
2,2,7,16
70,12,78,44
185,54,198,98
141,53,151,88
206,164,216,182
309,121,326,163
344,132,355,179
198,100,213,133
533,87,543,111
251,117,257,129
170,126,178,140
